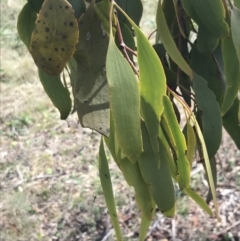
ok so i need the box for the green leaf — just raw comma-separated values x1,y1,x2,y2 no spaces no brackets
68,0,86,19
192,72,222,158
186,122,196,168
183,187,213,217
191,109,220,220
156,0,192,78
95,0,116,36
223,98,240,149
158,126,178,179
104,113,119,165
27,0,44,13
105,115,155,221
117,155,155,221
231,5,240,75
181,0,220,53
204,157,217,204
106,31,143,163
221,33,240,115
74,3,110,136
197,24,220,53
136,27,166,158
98,139,123,241
190,45,224,106
138,122,175,217
116,0,143,26
190,0,229,38
139,216,152,241
67,57,77,92
116,4,167,159
17,3,37,50
38,70,72,120
234,0,240,9
162,95,190,189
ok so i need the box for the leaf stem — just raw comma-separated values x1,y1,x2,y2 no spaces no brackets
116,19,139,75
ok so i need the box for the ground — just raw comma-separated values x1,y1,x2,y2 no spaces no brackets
0,0,240,240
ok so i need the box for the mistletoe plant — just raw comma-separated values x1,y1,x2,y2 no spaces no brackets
17,0,240,240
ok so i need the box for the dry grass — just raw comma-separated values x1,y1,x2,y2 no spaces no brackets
1,1,240,241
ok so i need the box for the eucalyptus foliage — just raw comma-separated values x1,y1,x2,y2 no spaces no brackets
17,0,240,239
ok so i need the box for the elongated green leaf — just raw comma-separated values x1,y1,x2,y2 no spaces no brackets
67,57,77,91
118,155,155,221
138,122,175,217
104,113,119,164
158,126,178,179
105,115,155,221
162,95,190,189
17,3,37,50
106,32,143,163
95,0,116,36
74,3,110,136
115,3,166,159
139,216,152,241
68,0,86,19
234,0,240,8
197,24,220,53
204,157,217,204
190,111,220,220
190,45,224,106
183,187,213,217
136,24,166,159
181,0,220,53
186,122,196,168
230,6,240,65
27,0,43,12
38,70,72,119
223,98,240,149
116,0,143,26
192,72,222,158
221,34,240,115
156,0,192,78
98,139,123,241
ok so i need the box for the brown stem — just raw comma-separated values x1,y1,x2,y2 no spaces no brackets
116,19,139,76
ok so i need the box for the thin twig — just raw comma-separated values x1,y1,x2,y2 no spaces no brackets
116,20,139,76
31,173,62,181
101,229,114,241
216,220,240,235
16,165,24,181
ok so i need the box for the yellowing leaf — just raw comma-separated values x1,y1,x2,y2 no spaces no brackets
30,0,79,75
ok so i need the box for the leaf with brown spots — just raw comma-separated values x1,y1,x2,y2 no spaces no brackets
30,0,79,75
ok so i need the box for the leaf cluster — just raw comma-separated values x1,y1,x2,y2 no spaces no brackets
17,0,240,239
